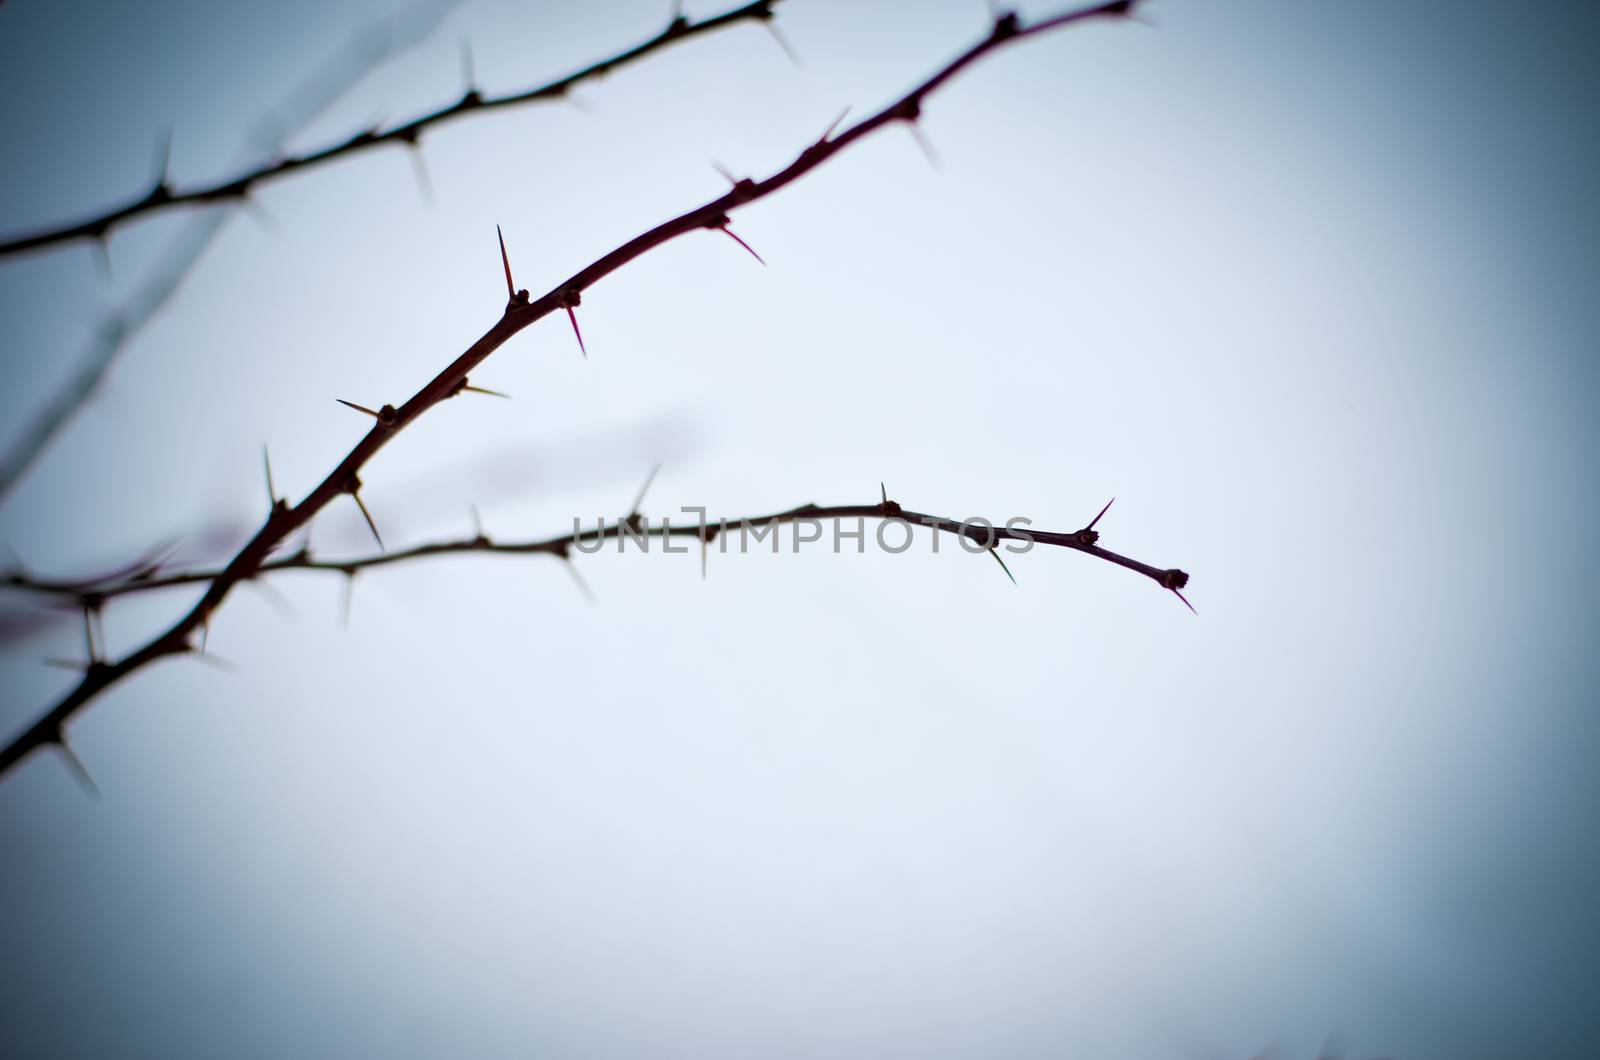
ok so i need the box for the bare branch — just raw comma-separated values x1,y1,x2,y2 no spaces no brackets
0,0,788,260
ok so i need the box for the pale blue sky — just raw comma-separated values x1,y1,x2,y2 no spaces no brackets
1,1,1597,1057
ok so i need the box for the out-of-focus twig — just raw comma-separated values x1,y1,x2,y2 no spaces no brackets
0,0,786,261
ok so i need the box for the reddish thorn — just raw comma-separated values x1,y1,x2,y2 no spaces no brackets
720,226,766,266
351,491,384,551
1086,497,1114,532
1171,587,1196,614
564,305,587,358
336,398,382,419
496,224,515,300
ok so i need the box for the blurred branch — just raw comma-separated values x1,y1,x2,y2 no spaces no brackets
0,0,1174,783
0,0,786,260
0,0,466,502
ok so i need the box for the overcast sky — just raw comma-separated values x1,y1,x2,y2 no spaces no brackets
1,1,1597,1057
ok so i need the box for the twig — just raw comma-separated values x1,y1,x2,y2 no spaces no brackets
0,0,787,260
2,497,1186,602
0,0,1158,782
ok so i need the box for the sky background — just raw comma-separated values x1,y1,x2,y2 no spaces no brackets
1,0,1597,1057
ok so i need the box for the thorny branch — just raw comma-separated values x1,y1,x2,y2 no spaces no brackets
0,0,1177,783
1,495,1189,605
0,0,785,260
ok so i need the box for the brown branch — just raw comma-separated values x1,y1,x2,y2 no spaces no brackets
1,496,1188,603
0,0,1159,782
0,0,786,260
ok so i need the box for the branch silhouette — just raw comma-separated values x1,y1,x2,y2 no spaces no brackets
0,0,1174,784
0,0,785,260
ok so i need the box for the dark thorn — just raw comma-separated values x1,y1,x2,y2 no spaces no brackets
336,398,383,419
711,159,737,185
988,547,1017,585
263,445,278,508
630,462,663,518
1171,586,1197,614
496,224,515,301
470,503,486,543
151,129,173,195
350,490,383,551
1086,496,1114,532
564,304,587,358
720,225,766,265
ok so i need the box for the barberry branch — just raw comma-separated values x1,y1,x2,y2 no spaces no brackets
0,0,786,260
0,0,1163,783
1,495,1188,604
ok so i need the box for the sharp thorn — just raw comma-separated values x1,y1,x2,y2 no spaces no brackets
496,224,515,300
1086,496,1115,532
81,603,97,661
470,503,484,539
460,383,510,398
1172,587,1197,614
250,578,298,620
820,105,851,142
700,536,708,580
43,658,88,672
408,146,434,207
263,444,277,506
239,196,277,233
564,304,587,358
563,558,596,603
336,398,383,419
56,737,100,798
880,481,888,505
190,649,238,673
766,20,801,67
340,571,356,628
988,547,1017,585
152,129,172,188
710,159,737,185
629,462,663,518
720,225,766,266
460,37,476,90
91,236,112,282
351,491,384,551
907,122,941,169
